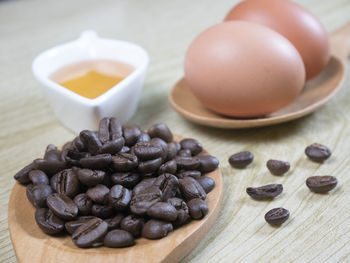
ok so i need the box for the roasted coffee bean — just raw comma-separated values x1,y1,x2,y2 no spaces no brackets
132,178,157,196
50,169,80,198
266,159,290,175
35,208,65,235
133,142,162,160
72,218,108,248
61,147,90,166
98,117,123,143
65,216,96,234
138,157,162,174
104,213,124,230
100,137,125,154
87,184,110,204
112,153,138,172
120,215,144,237
79,130,102,155
109,185,132,210
177,149,192,157
154,173,179,201
147,202,177,221
26,184,53,208
14,162,34,184
142,219,173,239
306,176,337,193
130,186,162,215
91,204,114,219
46,193,78,220
72,135,87,152
175,156,200,170
197,155,219,173
177,170,201,179
120,146,130,153
147,123,173,143
73,193,92,216
29,170,49,185
246,184,283,199
166,142,179,161
45,144,57,154
196,176,215,193
33,158,68,176
167,197,190,226
187,198,208,219
44,148,62,162
179,177,206,201
150,138,168,161
180,138,203,156
80,154,112,170
76,168,105,187
104,229,135,248
123,125,142,146
305,143,332,162
228,151,254,168
265,207,290,225
110,172,140,188
158,160,177,175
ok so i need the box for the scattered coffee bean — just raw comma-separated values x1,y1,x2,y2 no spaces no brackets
46,193,78,220
266,159,290,175
228,151,254,168
147,202,178,221
246,184,283,200
187,198,208,219
197,155,219,173
98,117,123,144
14,162,34,185
305,143,331,162
29,170,49,185
26,184,52,208
196,176,215,194
72,218,108,248
147,123,173,143
142,219,173,239
104,229,135,248
265,208,290,225
35,208,65,235
306,176,337,193
179,177,206,201
180,138,203,156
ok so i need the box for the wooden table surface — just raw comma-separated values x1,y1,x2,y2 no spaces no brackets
1,0,350,262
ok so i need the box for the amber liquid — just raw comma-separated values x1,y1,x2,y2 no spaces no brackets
50,60,134,99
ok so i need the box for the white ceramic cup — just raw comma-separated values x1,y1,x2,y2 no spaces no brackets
32,30,149,133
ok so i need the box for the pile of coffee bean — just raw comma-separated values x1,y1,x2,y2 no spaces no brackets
229,142,337,226
14,118,219,248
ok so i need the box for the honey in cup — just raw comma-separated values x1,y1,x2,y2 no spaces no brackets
50,60,134,99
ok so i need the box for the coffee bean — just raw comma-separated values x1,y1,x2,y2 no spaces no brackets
80,154,112,170
110,172,140,188
166,142,179,161
305,143,332,162
142,219,173,239
123,125,142,146
35,208,65,235
167,197,190,226
177,170,201,180
120,146,131,153
132,178,157,196
154,173,179,201
46,193,78,220
45,144,57,154
80,130,102,155
33,158,68,176
72,218,108,248
197,155,219,173
91,204,114,219
76,168,105,187
65,216,97,235
120,215,145,237
265,207,290,225
130,186,162,215
50,169,80,198
180,138,203,156
98,117,123,144
61,147,90,166
187,198,208,219
177,149,192,157
133,142,162,160
229,151,254,168
266,159,290,175
72,136,87,152
306,176,338,193
112,153,138,172
196,176,215,193
147,123,173,143
136,132,151,143
138,157,162,174
175,156,200,170
246,184,283,200
179,177,206,201
147,202,178,221
87,184,110,204
73,193,92,216
14,162,34,185
99,137,125,154
150,138,168,161
104,229,135,248
158,160,177,175
29,170,49,185
26,184,53,208
109,185,132,210
104,213,124,230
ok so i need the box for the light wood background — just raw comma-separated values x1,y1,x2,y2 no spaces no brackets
1,0,350,262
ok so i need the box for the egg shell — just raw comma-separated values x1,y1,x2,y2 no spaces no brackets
184,21,305,118
225,0,330,80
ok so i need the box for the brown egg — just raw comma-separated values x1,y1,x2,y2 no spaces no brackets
225,0,330,80
184,21,305,118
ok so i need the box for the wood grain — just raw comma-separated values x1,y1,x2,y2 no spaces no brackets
1,0,350,262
